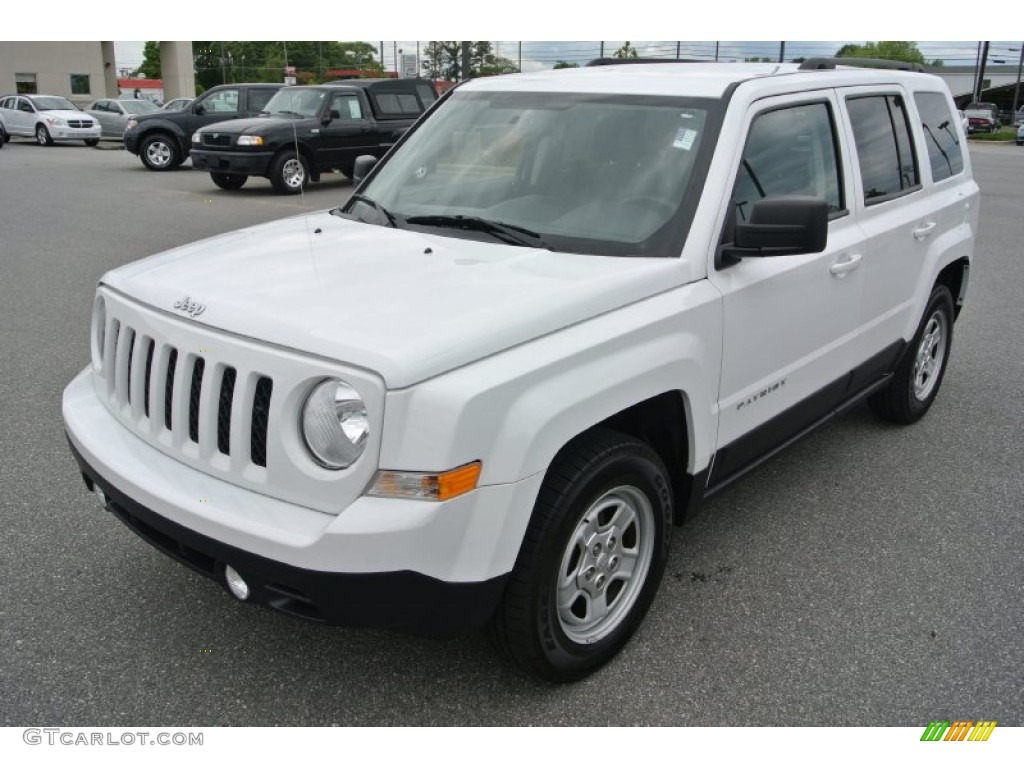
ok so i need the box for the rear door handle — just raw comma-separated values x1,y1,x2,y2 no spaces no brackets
913,222,937,240
829,253,863,278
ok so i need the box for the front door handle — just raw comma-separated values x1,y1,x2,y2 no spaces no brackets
829,253,863,278
913,222,937,240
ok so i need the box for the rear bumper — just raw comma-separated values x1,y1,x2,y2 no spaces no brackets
190,149,273,175
68,438,508,635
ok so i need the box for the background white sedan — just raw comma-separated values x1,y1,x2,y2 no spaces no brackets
0,94,101,146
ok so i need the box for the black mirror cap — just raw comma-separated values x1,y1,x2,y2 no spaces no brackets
193,103,205,116
733,197,829,256
352,154,379,182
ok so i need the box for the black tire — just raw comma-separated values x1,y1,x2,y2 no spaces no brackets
84,138,99,147
36,124,53,146
487,428,672,682
140,133,180,171
269,150,309,195
339,163,355,180
210,172,248,190
868,285,955,424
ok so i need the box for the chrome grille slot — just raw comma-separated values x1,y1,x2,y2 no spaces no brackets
143,339,155,418
251,377,272,468
114,326,132,409
217,367,237,456
164,348,178,431
188,357,205,443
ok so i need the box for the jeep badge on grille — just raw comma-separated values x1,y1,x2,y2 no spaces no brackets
173,296,206,318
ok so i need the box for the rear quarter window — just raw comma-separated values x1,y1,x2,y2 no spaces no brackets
913,92,964,183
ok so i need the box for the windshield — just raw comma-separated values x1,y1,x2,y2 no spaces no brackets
356,90,719,257
123,100,159,115
262,88,326,118
33,96,77,111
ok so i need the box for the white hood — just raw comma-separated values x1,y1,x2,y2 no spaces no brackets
40,108,94,122
103,211,690,388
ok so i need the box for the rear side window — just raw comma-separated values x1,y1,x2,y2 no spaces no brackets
373,91,424,116
846,94,920,204
731,101,844,221
248,89,278,113
914,92,964,182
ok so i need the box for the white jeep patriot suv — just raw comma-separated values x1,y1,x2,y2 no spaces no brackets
63,59,978,682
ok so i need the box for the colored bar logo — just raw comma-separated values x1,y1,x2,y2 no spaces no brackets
920,721,997,741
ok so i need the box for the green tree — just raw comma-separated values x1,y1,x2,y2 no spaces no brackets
834,41,926,65
614,41,639,59
553,61,579,69
137,41,162,79
421,41,517,80
191,41,382,91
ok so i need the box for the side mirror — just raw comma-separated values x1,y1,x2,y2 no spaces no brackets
726,197,828,259
193,103,205,116
352,154,378,182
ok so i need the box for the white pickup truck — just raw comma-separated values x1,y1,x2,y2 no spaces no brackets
63,59,978,682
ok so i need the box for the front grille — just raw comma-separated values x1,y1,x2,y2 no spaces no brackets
100,319,274,469
67,119,93,128
202,134,232,147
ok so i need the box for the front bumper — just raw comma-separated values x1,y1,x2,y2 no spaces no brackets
190,148,274,175
63,368,541,634
51,125,101,140
70,439,505,633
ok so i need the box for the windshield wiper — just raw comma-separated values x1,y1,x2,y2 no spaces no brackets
274,110,305,118
403,215,555,250
341,194,397,227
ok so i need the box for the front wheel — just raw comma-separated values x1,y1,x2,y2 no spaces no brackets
210,172,248,190
140,133,180,170
36,124,53,146
869,285,955,424
487,429,672,682
269,150,309,194
84,138,99,147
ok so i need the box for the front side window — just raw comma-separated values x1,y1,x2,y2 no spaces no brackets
355,91,720,257
70,74,91,95
731,101,843,223
914,92,964,183
846,94,920,203
201,88,240,113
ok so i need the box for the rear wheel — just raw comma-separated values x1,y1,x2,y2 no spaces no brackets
36,124,53,146
84,138,99,147
210,172,248,190
487,429,672,682
269,150,309,195
869,285,954,424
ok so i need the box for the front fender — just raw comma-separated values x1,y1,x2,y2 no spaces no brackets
379,280,723,487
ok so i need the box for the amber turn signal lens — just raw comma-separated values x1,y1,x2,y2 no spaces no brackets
369,461,482,501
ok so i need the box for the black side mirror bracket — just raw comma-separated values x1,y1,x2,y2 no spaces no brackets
718,197,829,267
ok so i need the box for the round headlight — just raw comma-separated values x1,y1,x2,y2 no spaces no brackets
91,294,106,368
301,379,369,469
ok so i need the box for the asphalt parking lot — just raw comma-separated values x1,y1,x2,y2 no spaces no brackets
1,139,1022,726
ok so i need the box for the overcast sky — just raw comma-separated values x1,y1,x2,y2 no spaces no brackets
113,40,1022,75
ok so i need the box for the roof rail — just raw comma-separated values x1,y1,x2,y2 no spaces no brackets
585,57,707,67
799,57,925,73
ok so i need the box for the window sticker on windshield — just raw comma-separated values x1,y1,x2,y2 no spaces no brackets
673,127,698,151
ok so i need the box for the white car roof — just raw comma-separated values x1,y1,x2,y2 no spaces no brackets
461,62,943,99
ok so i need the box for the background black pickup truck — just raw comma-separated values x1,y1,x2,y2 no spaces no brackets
124,83,283,170
189,79,438,194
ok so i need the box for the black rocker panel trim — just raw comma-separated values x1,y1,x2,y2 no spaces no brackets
706,341,906,494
